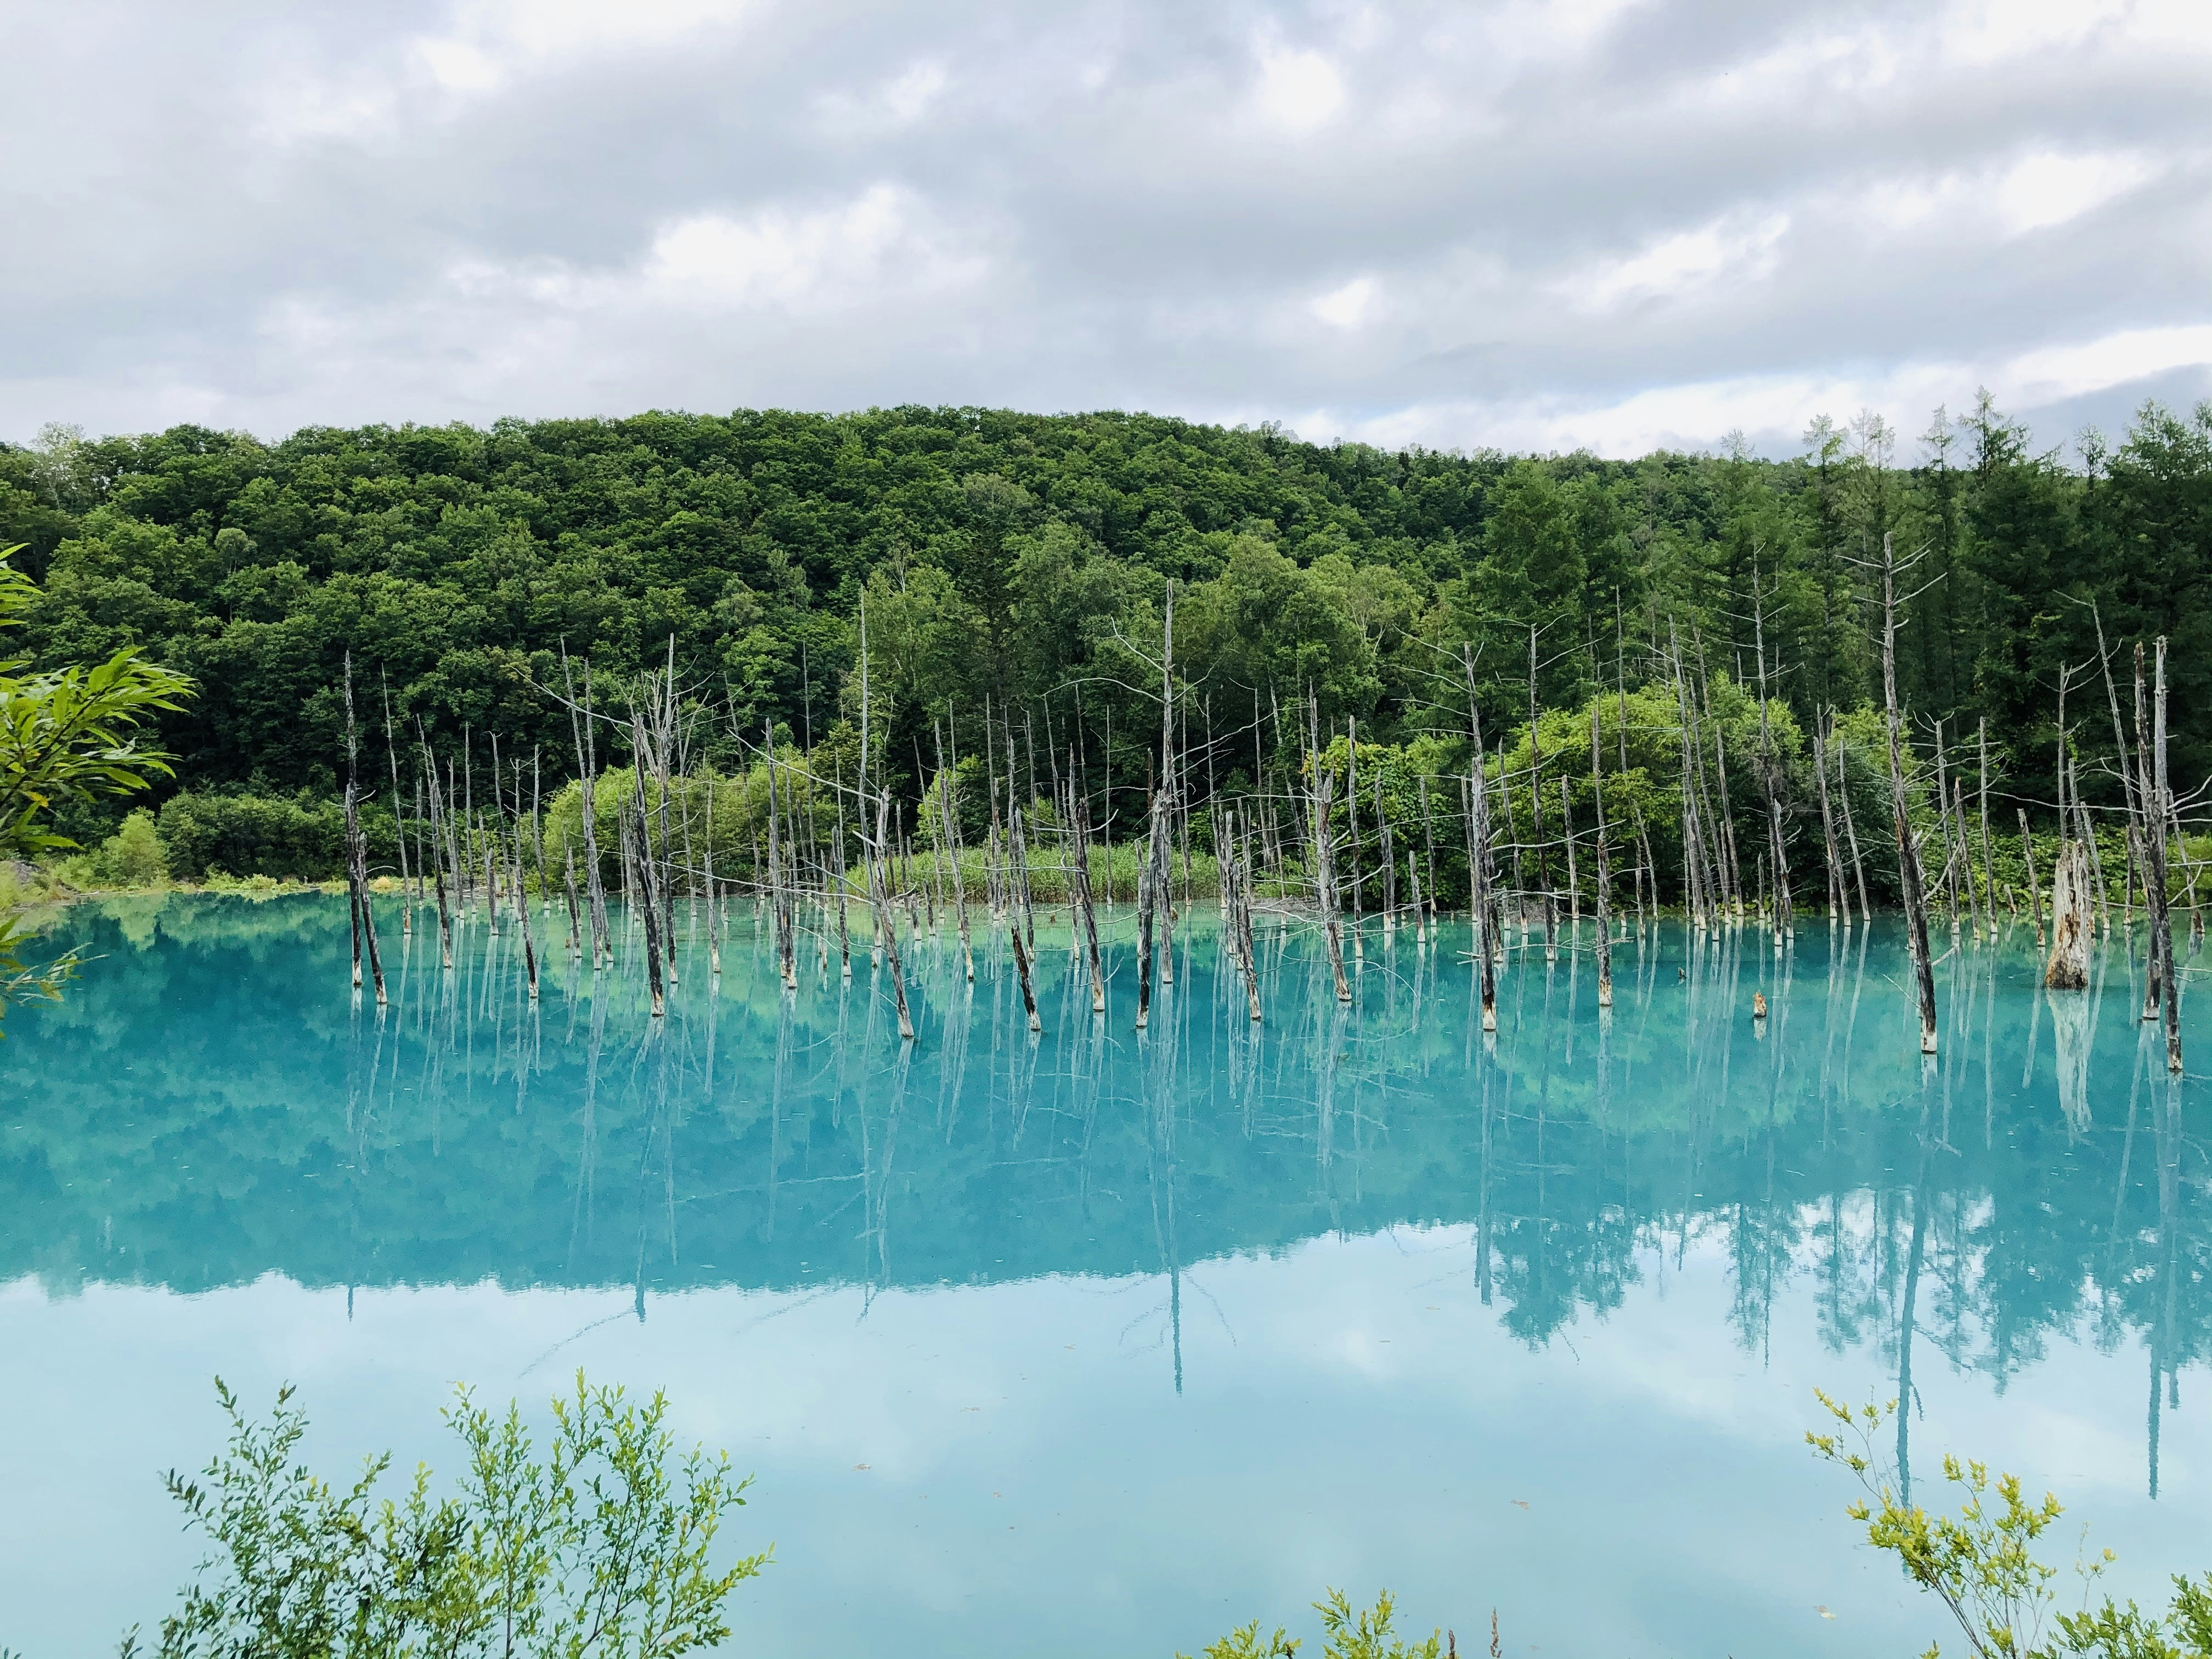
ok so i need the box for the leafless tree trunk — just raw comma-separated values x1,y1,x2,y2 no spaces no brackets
1878,534,1938,1052
1464,647,1497,1032
2019,808,2044,947
1592,702,1612,1008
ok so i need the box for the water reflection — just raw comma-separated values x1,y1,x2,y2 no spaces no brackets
9,899,2202,1467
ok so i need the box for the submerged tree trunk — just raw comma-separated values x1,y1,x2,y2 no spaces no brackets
632,788,666,1017
1879,534,1939,1054
563,844,582,960
2045,839,2092,990
341,656,386,1006
1813,715,1843,923
2140,641,2182,1073
1070,773,1105,1014
2019,809,2045,947
1464,647,1497,1032
1529,626,1555,961
1836,727,1870,922
425,755,455,969
1313,748,1352,1003
513,840,539,1000
1592,702,1612,1008
870,788,915,1041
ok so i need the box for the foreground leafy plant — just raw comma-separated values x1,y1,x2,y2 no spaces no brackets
1809,1390,2212,1658
0,907,76,1035
0,548,193,862
126,1373,768,1659
1189,1589,1452,1659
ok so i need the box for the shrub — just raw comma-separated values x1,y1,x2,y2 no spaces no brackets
127,1373,768,1659
156,792,349,882
1809,1391,2212,1658
92,809,167,886
1189,1591,1454,1659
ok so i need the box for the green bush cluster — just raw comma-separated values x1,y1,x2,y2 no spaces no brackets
152,791,394,882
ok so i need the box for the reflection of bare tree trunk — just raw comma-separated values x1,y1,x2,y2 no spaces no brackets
2149,1073,2181,1498
1143,994,1184,1394
1896,1132,1931,1504
864,1041,912,1292
567,981,607,1270
2050,963,2093,1132
1477,1051,1493,1306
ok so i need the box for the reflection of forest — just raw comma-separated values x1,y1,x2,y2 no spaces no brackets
5,897,2203,1430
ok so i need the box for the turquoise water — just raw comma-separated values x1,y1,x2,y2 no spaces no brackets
2,895,2205,1657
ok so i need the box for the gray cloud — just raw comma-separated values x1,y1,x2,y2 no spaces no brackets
7,0,2209,458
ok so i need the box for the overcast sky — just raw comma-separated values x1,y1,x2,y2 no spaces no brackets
7,0,2208,460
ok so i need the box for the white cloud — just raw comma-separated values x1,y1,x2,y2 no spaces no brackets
2005,321,2212,403
1560,213,1790,313
9,0,2212,451
410,0,758,96
1832,148,2163,241
1290,315,2212,459
1936,0,2130,66
816,58,952,137
1308,276,1377,329
1994,150,2157,235
642,186,989,311
1248,38,1346,133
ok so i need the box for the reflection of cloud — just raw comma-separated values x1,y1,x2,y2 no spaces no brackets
7,1222,2202,1659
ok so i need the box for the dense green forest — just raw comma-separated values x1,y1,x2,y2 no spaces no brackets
4,397,2207,887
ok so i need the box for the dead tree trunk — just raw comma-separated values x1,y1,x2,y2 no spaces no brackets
1071,770,1105,1014
2045,837,2092,990
1879,534,1939,1053
631,780,666,1017
1813,714,1843,923
2018,809,2044,947
1592,702,1612,1008
341,656,386,1006
1346,716,1363,962
1463,647,1498,1032
870,787,915,1040
1753,582,1791,949
1311,698,1352,1004
1835,727,1870,922
2137,641,2182,1072
1528,627,1555,961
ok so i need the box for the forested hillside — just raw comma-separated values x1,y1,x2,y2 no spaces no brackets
3,398,2206,879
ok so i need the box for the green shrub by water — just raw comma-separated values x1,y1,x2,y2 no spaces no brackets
127,1375,765,1659
153,791,398,882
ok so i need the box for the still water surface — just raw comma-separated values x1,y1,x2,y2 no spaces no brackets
2,896,2205,1656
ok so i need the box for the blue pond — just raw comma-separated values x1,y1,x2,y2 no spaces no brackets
1,894,2204,1656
